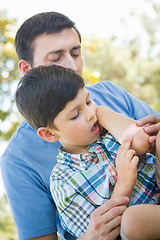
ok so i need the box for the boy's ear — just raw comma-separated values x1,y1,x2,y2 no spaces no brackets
19,59,32,75
37,127,59,143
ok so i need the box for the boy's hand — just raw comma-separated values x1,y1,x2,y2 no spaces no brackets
137,115,160,143
115,136,139,196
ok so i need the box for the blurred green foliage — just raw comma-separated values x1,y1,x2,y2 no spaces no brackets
0,10,20,141
0,194,17,240
82,36,160,112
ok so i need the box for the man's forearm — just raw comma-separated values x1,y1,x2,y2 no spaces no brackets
27,233,58,240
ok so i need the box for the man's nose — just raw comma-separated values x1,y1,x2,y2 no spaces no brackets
63,55,78,72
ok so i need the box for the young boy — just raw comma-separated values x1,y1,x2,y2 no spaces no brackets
15,64,160,239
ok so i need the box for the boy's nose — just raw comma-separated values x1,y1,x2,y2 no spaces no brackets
87,107,95,121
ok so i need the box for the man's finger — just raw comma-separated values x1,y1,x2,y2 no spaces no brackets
109,226,121,240
144,122,160,134
103,205,127,223
149,135,157,144
94,197,129,216
137,115,160,127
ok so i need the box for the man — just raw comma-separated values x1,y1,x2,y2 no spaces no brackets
1,12,160,240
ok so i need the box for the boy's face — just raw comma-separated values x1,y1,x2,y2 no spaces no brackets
52,87,100,154
32,28,83,75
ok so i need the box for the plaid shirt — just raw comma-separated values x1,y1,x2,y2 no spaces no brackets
50,132,160,238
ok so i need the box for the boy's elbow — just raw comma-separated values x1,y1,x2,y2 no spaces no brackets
131,129,151,156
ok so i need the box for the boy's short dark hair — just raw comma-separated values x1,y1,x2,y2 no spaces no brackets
15,12,81,65
15,65,85,130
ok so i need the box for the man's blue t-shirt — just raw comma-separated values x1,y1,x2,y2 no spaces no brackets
1,81,160,240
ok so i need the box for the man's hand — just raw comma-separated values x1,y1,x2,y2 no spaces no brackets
27,233,58,240
137,115,160,143
78,197,129,240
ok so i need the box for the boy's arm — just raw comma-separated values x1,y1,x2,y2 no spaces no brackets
97,105,135,140
121,204,160,240
97,106,140,200
97,105,151,156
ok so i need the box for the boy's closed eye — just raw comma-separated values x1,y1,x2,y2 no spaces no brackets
70,111,79,120
86,99,91,105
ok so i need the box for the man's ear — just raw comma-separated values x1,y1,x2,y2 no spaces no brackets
19,59,32,75
37,127,59,143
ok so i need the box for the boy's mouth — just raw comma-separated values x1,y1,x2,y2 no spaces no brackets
91,122,100,135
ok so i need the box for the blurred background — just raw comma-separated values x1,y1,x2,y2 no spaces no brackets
0,0,160,239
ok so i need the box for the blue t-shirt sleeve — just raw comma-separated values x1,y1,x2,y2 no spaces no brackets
88,81,160,119
114,82,160,119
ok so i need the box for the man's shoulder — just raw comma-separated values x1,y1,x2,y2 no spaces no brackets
1,120,53,169
1,120,36,156
87,80,111,89
86,80,129,108
86,80,125,95
87,80,122,89
1,119,60,162
8,120,35,140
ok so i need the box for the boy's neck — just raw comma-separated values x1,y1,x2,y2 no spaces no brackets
62,144,90,155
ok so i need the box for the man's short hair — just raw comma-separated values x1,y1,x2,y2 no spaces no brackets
15,12,81,65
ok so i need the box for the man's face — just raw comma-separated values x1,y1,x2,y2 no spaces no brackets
52,88,100,154
32,28,83,75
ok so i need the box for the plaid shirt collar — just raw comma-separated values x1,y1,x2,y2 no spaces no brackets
57,132,119,170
